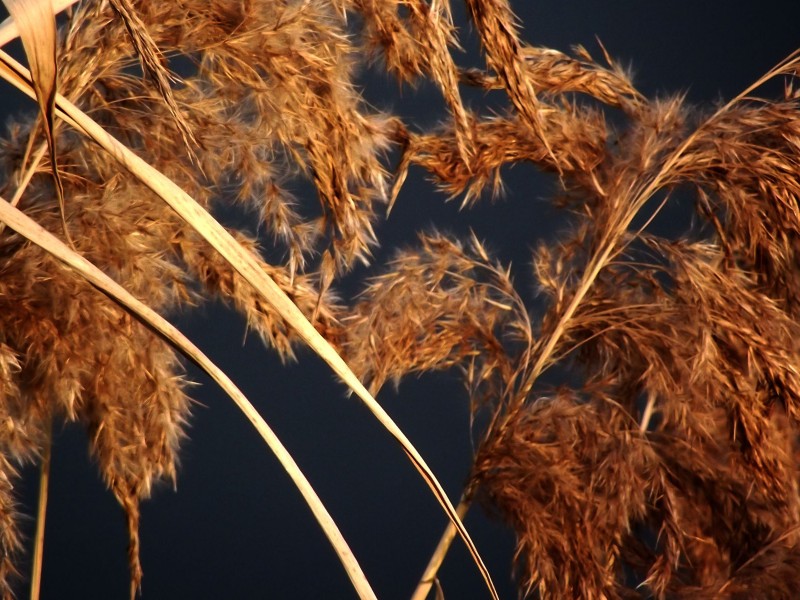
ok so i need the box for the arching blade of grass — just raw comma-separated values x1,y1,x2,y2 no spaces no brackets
0,38,498,600
411,495,470,600
0,192,378,600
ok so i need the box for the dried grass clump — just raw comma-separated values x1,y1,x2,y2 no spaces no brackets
472,392,654,599
341,232,528,397
451,49,800,600
2,0,800,598
346,3,800,597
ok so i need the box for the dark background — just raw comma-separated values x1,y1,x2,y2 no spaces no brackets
2,2,800,598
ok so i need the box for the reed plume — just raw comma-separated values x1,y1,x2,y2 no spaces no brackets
1,0,799,598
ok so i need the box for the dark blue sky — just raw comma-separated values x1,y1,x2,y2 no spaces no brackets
3,2,800,599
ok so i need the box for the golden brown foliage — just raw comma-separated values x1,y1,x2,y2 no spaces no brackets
1,0,800,598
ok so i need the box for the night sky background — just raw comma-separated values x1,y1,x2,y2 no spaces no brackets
3,1,800,599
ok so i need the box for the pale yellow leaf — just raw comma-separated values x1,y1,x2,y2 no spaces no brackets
1,0,71,245
0,0,78,49
1,0,56,105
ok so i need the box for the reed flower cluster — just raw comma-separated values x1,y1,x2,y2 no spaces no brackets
1,0,799,598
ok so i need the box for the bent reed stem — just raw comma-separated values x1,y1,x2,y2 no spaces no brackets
411,494,473,600
29,419,51,600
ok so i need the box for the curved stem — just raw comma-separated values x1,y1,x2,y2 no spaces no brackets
410,495,473,600
30,420,52,600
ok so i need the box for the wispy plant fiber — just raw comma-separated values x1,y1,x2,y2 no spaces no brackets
1,1,800,599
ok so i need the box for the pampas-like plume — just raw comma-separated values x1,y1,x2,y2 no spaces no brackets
340,232,529,396
2,0,800,598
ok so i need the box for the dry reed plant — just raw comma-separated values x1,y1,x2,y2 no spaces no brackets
0,0,799,598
